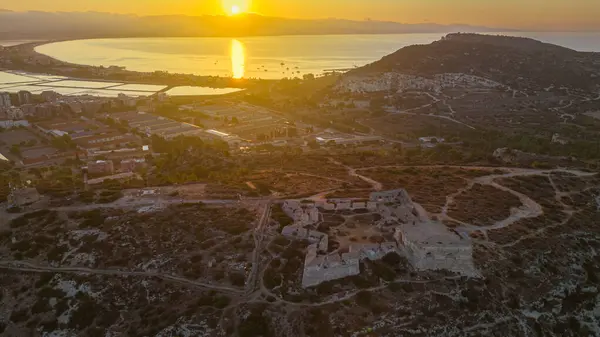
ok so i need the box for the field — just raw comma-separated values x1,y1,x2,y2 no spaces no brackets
358,167,495,213
447,183,522,226
246,171,351,198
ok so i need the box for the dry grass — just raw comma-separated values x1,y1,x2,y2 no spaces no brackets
448,184,522,226
549,172,600,193
495,175,557,208
247,171,346,197
359,167,492,213
325,188,373,199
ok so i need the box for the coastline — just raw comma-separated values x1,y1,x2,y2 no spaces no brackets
0,41,265,91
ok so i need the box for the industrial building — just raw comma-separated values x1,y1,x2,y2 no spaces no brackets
87,160,115,175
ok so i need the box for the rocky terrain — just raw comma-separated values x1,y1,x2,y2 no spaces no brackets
1,34,600,337
1,164,599,336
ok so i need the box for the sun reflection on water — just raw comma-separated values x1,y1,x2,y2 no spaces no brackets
231,39,245,79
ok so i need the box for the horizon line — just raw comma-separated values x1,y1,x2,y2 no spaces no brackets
2,9,600,32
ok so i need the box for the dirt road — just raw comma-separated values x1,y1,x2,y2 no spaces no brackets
0,260,243,294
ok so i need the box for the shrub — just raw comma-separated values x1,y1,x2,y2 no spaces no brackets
9,308,28,323
68,299,97,329
31,298,51,314
48,245,69,262
6,206,22,213
38,287,67,299
10,216,28,228
382,252,402,266
238,312,271,337
229,272,246,287
10,240,31,252
214,295,231,309
35,273,54,288
356,291,372,307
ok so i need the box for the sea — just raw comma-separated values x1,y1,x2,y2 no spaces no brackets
34,32,600,80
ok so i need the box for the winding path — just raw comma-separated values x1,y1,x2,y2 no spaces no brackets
328,158,383,191
350,164,595,236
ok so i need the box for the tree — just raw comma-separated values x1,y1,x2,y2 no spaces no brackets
51,135,76,151
9,144,21,157
303,73,315,81
307,140,320,149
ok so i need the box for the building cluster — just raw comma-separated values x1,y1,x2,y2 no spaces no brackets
0,90,33,119
336,72,505,94
280,189,478,288
86,157,147,176
183,103,307,146
109,111,245,146
110,111,205,139
0,89,121,122
86,160,115,176
0,110,148,168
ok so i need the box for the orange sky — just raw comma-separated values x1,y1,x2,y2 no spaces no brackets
4,0,600,30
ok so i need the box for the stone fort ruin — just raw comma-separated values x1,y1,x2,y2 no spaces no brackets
280,189,478,288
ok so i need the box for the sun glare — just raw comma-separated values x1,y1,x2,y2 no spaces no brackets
231,39,246,79
223,0,250,16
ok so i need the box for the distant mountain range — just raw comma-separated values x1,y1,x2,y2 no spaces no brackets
0,10,514,40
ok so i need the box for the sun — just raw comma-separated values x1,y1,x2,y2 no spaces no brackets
223,0,250,16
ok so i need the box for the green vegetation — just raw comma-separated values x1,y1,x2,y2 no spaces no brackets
238,309,272,337
148,135,246,185
196,292,231,309
35,167,82,198
9,144,21,157
229,272,246,287
0,165,15,202
271,204,293,228
51,134,76,151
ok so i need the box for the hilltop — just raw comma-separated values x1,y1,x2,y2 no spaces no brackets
346,33,600,92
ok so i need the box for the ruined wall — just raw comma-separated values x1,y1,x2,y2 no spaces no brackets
302,259,361,288
405,243,479,277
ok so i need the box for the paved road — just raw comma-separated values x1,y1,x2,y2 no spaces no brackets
0,260,243,294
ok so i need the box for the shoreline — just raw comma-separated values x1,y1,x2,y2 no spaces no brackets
0,41,268,91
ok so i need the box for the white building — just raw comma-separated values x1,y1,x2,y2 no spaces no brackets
0,92,11,108
5,107,24,120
